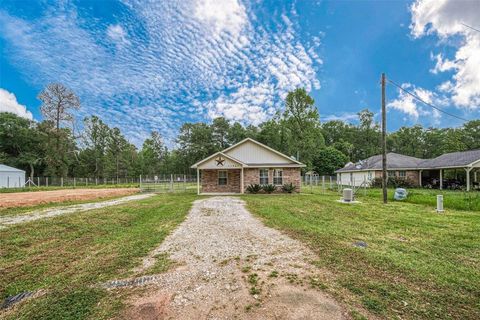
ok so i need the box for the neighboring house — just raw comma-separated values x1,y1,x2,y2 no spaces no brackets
0,164,25,188
191,138,305,194
335,150,480,191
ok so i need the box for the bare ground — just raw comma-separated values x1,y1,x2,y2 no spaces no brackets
109,196,347,320
0,188,139,208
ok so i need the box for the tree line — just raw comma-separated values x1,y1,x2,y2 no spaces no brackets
1,84,479,179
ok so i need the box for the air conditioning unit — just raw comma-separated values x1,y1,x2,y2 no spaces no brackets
343,188,353,202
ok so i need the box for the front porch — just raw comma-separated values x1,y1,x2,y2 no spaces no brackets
197,168,244,194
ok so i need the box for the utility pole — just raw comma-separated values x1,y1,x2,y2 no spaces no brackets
381,73,388,204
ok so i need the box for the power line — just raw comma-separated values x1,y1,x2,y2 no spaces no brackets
386,78,469,122
461,22,480,33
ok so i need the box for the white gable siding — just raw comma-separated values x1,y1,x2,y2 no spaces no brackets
197,156,242,169
225,141,294,164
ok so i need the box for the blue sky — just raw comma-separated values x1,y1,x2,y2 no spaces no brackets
1,0,479,146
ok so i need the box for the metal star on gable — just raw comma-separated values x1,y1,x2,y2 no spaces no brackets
215,156,225,166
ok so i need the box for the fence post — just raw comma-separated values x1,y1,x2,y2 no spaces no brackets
46,177,48,187
86,178,88,187
140,175,142,190
322,176,325,194
73,177,76,188
61,177,64,187
7,176,9,188
170,174,173,192
184,174,187,192
37,177,40,187
19,177,21,187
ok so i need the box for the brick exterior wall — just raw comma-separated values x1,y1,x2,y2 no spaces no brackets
201,169,241,193
200,168,302,193
374,170,420,186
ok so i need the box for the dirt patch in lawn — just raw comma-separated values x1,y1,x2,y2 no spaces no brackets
109,197,347,319
0,188,140,208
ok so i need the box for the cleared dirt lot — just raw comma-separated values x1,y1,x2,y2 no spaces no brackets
0,188,139,208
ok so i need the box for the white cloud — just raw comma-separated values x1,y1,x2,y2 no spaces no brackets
0,88,33,120
0,1,322,145
410,0,480,109
107,24,129,45
387,83,446,123
321,112,358,122
194,0,247,38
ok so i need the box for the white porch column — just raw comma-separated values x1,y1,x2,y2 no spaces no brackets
241,167,244,194
419,170,423,187
439,169,443,190
197,168,200,195
474,171,478,183
465,167,472,192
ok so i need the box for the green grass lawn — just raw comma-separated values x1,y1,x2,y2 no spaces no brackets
242,192,480,320
0,193,198,319
303,185,480,212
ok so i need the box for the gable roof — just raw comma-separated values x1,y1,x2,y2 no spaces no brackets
336,153,424,172
191,152,246,168
0,164,25,172
191,138,305,168
335,149,480,173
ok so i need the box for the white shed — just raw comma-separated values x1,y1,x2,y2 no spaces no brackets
0,164,25,188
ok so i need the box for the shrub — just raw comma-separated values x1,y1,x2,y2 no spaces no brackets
246,184,262,194
371,177,416,188
282,183,297,193
262,184,277,193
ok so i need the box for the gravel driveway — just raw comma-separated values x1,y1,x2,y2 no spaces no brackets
119,196,346,319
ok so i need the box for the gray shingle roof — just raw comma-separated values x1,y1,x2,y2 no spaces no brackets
335,149,480,172
419,149,480,168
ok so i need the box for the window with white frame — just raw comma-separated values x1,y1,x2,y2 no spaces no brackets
398,170,406,178
218,170,227,185
259,169,269,184
273,169,283,185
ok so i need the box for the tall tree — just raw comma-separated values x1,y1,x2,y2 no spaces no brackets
82,116,110,178
211,117,230,149
283,88,324,166
0,113,44,178
38,83,80,176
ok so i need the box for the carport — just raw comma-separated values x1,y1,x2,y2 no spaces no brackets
419,150,480,191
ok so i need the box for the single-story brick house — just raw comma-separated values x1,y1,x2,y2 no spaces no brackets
191,138,305,194
335,150,480,191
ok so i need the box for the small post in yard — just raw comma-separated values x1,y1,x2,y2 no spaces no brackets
330,176,333,190
37,177,40,187
184,174,187,191
61,177,64,187
73,177,76,188
436,195,444,213
381,72,388,204
7,176,9,188
46,177,48,187
139,175,142,190
170,174,174,192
